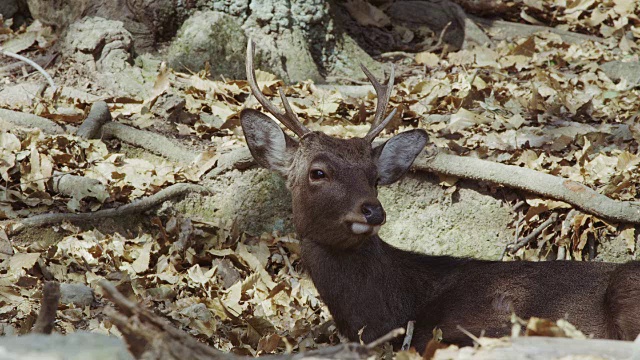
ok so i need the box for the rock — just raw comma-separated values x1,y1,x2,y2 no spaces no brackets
151,94,188,123
0,332,133,360
599,61,640,87
178,169,293,236
207,147,255,177
63,17,151,99
378,173,512,259
59,283,94,307
199,1,383,83
64,17,133,72
0,0,19,20
178,168,512,260
167,11,247,80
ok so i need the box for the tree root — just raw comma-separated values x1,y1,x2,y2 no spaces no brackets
51,171,109,203
101,122,197,164
76,101,112,139
5,183,210,234
414,152,640,224
475,18,605,44
98,279,399,360
0,108,69,134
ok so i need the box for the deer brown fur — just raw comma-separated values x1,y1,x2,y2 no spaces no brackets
240,41,640,352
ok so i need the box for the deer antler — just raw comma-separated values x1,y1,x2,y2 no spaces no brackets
246,40,310,138
361,64,397,142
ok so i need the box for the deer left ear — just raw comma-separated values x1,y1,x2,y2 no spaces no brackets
372,129,428,185
241,109,298,176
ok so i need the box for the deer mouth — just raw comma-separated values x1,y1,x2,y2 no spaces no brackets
350,222,381,235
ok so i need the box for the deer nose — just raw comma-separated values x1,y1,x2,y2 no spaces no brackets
361,203,385,226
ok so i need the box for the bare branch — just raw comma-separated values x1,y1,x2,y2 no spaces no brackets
1,50,57,90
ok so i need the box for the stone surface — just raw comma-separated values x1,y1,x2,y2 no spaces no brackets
0,0,19,20
0,333,133,360
63,17,151,98
177,169,293,237
599,61,640,87
378,172,512,259
167,11,247,80
59,283,94,307
179,168,513,260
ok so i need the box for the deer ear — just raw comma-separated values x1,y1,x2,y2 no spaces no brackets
373,129,428,185
241,109,298,175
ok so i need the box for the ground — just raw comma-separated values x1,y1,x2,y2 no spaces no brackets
0,1,639,358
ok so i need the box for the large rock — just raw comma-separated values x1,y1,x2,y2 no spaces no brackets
62,17,152,99
0,333,133,360
379,173,512,259
0,0,19,20
166,11,247,80
178,168,512,260
599,61,640,88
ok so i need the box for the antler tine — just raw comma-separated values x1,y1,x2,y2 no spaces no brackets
361,64,396,142
246,40,309,137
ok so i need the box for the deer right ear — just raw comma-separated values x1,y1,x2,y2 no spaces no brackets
240,109,298,175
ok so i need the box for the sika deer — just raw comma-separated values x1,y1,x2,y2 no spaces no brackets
240,41,640,352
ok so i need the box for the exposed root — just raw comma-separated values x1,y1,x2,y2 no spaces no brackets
5,183,210,234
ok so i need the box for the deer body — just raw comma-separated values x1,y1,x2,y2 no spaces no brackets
240,41,640,352
304,238,639,348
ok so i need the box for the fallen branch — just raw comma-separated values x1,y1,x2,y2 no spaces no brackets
475,18,604,44
414,151,640,224
98,279,402,360
1,50,57,90
5,183,210,234
32,281,60,334
508,213,559,254
0,53,57,76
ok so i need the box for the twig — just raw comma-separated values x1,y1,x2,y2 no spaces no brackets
365,327,405,350
1,50,57,90
512,201,526,212
379,51,413,59
508,213,559,254
401,321,415,351
455,325,482,346
32,281,61,334
278,243,296,277
502,209,524,259
5,183,210,234
426,22,452,53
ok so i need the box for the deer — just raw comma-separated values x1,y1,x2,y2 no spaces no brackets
239,41,640,352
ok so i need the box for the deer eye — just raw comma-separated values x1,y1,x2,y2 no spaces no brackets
309,169,327,181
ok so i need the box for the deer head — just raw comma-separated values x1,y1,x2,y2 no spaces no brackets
241,41,428,249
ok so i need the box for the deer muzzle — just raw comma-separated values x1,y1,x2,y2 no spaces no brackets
344,202,386,236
